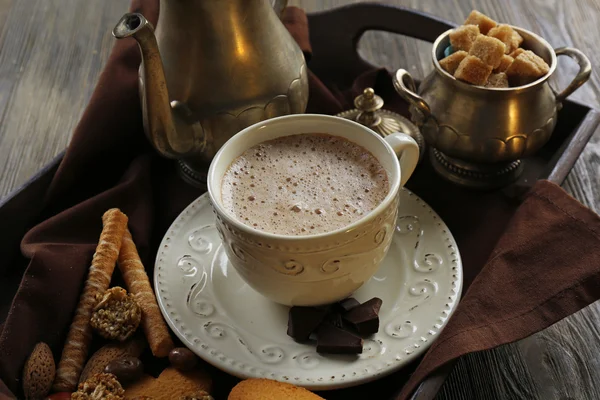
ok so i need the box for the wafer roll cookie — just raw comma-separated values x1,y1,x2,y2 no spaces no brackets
119,228,174,357
53,208,128,392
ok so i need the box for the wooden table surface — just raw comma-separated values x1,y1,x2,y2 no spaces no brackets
0,0,598,399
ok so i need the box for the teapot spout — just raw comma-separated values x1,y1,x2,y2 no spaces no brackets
113,13,201,158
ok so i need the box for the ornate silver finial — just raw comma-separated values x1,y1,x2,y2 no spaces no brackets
336,87,425,162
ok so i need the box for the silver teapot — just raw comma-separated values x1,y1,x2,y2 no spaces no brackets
394,26,590,189
113,0,308,186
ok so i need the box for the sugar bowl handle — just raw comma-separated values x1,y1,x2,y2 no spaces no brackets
553,47,591,105
393,69,432,120
384,133,419,187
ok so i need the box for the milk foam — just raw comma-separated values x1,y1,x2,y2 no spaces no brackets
221,133,389,236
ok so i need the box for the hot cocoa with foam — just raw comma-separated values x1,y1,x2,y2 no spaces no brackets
221,133,389,236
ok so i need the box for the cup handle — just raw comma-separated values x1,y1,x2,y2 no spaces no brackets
384,132,420,186
393,69,432,120
272,0,288,18
553,47,591,105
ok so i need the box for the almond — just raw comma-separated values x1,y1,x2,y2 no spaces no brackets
79,336,146,383
22,342,55,400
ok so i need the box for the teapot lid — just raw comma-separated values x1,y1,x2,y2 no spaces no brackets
337,88,425,162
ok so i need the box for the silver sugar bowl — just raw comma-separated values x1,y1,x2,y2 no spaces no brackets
393,26,591,189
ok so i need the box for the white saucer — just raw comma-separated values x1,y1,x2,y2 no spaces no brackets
154,189,463,390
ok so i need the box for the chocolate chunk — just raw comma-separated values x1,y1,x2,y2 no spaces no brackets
287,306,328,342
362,297,383,314
316,322,363,354
342,297,383,335
325,311,344,329
336,298,360,312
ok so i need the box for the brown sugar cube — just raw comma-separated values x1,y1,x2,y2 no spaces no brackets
439,50,469,74
454,55,493,85
449,25,480,52
487,24,523,54
486,73,509,88
464,10,497,34
510,48,526,59
494,55,514,73
506,50,550,86
512,31,524,51
469,35,506,69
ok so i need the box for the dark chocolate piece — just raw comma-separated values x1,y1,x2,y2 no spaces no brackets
342,297,383,335
362,297,383,314
325,310,344,329
287,306,328,342
336,297,360,312
316,322,363,354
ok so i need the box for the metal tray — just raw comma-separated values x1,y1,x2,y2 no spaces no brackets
0,3,598,399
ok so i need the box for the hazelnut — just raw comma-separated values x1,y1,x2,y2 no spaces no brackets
168,347,197,371
104,356,143,384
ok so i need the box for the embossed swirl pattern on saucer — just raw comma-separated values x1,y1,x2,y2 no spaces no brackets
154,189,463,390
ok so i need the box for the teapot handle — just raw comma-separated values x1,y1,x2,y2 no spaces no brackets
553,47,591,105
393,69,432,120
272,0,288,18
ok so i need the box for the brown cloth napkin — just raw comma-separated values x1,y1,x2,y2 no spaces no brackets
2,2,600,399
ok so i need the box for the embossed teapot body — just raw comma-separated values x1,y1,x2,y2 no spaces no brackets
394,27,590,164
113,0,308,185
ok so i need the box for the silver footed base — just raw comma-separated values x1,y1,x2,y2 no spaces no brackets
430,148,523,190
177,160,208,190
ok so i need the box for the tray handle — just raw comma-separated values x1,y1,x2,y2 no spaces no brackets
307,4,456,87
309,3,455,44
553,47,592,106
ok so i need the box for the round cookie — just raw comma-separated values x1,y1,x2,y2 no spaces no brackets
228,379,324,400
124,368,212,400
123,374,156,399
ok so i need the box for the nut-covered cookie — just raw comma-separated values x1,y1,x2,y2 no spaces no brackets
72,372,124,400
91,287,142,341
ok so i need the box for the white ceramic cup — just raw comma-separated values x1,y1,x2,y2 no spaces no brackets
207,114,419,306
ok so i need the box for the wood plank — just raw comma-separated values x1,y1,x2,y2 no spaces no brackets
0,1,598,399
0,0,13,30
0,0,127,199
